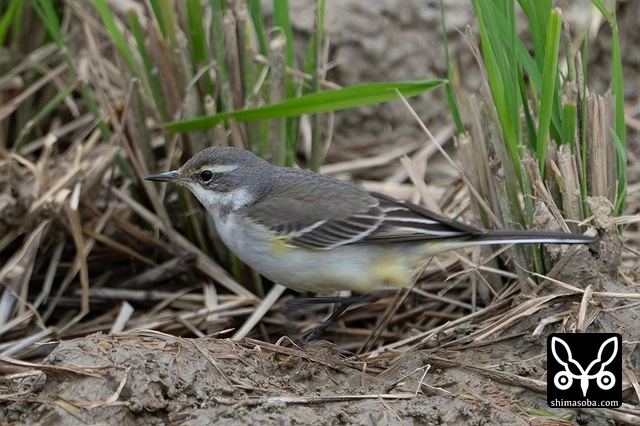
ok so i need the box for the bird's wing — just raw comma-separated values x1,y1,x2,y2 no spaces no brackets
361,192,483,243
243,170,483,250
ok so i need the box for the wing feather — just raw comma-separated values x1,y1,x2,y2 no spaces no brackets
242,168,483,250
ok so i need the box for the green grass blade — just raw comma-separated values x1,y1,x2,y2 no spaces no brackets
521,0,563,146
304,0,326,171
439,0,464,133
518,70,537,145
471,0,522,181
590,0,614,21
14,81,80,148
561,102,577,150
272,0,297,163
155,0,178,47
535,8,562,177
31,0,111,139
209,0,231,111
128,11,168,120
91,0,140,80
148,0,167,38
30,0,63,47
603,0,626,215
272,0,294,84
186,0,214,95
166,79,446,132
0,0,23,46
186,0,208,67
247,0,269,56
611,129,627,215
518,0,552,69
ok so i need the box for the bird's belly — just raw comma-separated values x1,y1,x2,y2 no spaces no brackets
213,214,422,293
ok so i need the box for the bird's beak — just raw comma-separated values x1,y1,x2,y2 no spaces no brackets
145,170,182,182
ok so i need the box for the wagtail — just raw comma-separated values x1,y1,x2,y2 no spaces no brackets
146,146,597,295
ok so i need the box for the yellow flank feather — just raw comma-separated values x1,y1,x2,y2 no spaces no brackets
370,256,412,288
270,236,294,256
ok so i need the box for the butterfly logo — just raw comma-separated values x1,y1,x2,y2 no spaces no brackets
551,336,618,397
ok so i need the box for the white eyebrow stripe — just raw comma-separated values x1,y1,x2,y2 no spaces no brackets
199,164,238,173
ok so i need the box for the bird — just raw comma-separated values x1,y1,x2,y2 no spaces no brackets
146,146,597,295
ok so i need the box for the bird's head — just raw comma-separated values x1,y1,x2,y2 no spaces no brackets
146,146,272,214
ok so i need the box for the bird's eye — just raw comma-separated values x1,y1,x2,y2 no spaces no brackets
200,170,214,182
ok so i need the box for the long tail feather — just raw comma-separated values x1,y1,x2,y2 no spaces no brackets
469,229,597,245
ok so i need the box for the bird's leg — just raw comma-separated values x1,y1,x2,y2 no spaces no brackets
298,294,380,344
300,300,352,344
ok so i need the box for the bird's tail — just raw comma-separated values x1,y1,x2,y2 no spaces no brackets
468,229,597,246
